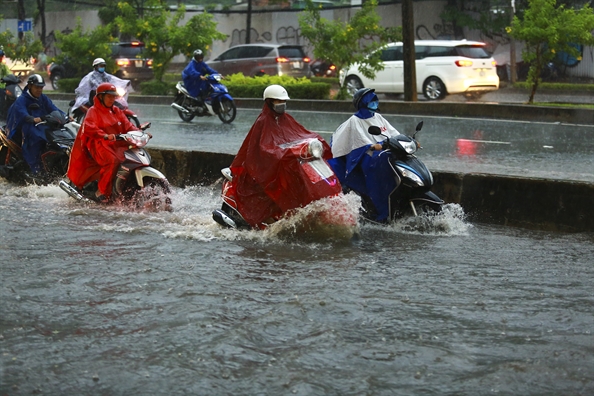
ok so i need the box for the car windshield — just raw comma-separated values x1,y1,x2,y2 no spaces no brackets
113,45,145,58
278,47,305,59
455,45,491,59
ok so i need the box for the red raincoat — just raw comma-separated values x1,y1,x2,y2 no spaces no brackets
67,96,138,197
229,103,333,226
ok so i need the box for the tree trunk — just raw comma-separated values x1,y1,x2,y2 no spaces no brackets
36,0,47,47
402,0,417,102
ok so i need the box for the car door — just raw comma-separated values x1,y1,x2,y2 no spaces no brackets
210,47,244,76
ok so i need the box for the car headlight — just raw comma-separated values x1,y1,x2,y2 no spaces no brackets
308,139,324,159
396,165,424,186
398,139,417,154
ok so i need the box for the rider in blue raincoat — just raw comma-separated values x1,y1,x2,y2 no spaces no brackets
329,88,399,222
7,74,66,174
182,49,218,101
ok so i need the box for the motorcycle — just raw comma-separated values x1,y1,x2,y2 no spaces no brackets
59,125,172,211
171,74,237,124
310,59,337,78
0,74,23,120
68,86,141,128
360,121,444,221
212,137,358,233
0,111,78,184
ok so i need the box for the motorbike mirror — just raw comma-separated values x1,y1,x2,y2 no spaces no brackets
413,121,424,139
368,126,382,136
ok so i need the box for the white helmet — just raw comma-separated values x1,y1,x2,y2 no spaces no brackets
92,58,106,67
263,84,290,101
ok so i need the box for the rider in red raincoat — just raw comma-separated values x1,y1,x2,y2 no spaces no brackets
229,84,333,226
67,82,139,202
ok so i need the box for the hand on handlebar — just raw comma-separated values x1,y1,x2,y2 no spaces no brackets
103,134,116,141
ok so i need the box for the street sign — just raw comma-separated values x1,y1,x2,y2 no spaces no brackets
18,20,32,32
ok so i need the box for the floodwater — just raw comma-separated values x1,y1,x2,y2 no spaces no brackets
1,180,593,395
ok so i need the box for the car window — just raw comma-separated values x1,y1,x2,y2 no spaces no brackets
455,45,492,59
114,46,144,58
414,46,428,60
425,46,457,58
218,47,243,61
242,46,274,58
278,47,305,59
380,47,403,61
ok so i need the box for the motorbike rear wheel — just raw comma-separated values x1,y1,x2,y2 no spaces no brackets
217,98,237,124
175,93,195,123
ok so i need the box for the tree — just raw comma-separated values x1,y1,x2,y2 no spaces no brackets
298,0,401,98
0,25,44,65
509,0,594,103
114,0,226,82
53,20,114,78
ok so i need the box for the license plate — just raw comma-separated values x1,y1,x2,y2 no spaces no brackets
292,61,302,69
135,60,143,67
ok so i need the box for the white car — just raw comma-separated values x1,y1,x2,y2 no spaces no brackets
340,40,500,100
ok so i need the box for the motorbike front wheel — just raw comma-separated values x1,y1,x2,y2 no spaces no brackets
131,178,173,212
175,93,195,123
217,98,237,124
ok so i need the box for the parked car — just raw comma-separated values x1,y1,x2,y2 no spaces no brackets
206,44,311,78
339,40,500,100
48,41,153,90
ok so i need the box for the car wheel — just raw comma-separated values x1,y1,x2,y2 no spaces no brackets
51,72,62,90
423,77,446,100
344,76,363,97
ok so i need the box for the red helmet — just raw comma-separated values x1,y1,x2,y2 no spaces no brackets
96,82,119,96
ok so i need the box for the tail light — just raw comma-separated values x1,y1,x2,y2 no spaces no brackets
147,59,153,67
492,60,497,67
130,41,142,46
276,57,289,63
329,65,336,71
455,60,473,67
116,58,131,67
303,57,311,63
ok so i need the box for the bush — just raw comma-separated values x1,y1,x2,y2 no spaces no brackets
223,74,331,99
139,80,176,96
55,78,80,94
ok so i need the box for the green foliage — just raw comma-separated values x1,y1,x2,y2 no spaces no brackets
54,78,82,93
114,0,226,82
53,20,114,78
221,74,331,99
0,29,44,64
139,80,177,95
509,0,594,103
298,0,401,84
440,3,512,38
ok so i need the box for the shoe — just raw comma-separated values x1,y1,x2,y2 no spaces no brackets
93,191,110,204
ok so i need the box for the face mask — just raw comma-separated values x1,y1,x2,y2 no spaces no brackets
273,102,287,114
368,101,379,110
97,67,105,73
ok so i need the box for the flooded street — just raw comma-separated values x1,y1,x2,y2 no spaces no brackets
1,181,593,395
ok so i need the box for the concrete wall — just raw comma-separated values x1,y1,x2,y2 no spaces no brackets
145,148,594,233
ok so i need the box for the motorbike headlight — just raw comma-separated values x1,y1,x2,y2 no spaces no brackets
396,165,424,186
308,139,324,159
398,139,417,154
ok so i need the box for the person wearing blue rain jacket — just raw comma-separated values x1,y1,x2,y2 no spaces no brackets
329,88,399,222
7,74,66,175
182,49,218,100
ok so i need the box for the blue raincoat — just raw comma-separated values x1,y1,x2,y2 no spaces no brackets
7,87,64,173
182,59,218,98
329,91,399,222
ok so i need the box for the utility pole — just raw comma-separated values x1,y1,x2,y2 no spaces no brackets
509,0,517,83
402,0,417,101
18,0,26,41
246,0,252,44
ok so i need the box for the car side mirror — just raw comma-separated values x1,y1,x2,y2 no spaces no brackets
368,126,382,136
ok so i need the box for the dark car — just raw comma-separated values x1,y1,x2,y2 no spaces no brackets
48,41,153,90
207,44,311,78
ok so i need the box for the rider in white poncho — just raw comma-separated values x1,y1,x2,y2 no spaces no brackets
329,88,400,222
72,58,131,112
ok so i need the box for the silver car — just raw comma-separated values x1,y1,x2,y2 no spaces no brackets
207,44,311,78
